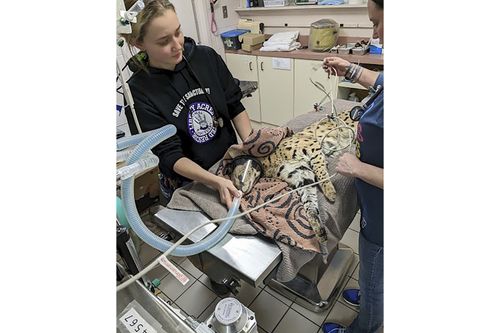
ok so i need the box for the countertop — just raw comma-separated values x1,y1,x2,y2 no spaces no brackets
225,48,383,66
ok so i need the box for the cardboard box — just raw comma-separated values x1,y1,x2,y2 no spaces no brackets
117,161,160,200
242,42,263,52
133,166,160,200
237,19,263,34
240,33,265,46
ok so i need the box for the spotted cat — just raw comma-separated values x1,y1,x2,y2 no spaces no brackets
230,112,357,255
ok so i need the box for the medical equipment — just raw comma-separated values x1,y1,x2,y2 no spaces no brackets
117,129,259,332
206,297,257,333
118,279,257,333
349,84,383,121
308,19,339,52
117,224,152,288
116,0,144,133
210,0,218,34
118,125,248,259
309,65,356,155
118,0,145,30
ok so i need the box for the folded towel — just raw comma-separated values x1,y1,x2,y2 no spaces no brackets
266,31,299,43
260,42,301,52
263,41,292,48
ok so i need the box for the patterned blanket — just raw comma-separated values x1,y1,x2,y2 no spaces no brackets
215,127,326,256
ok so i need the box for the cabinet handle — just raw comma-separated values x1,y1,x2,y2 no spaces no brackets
249,62,252,71
260,62,264,71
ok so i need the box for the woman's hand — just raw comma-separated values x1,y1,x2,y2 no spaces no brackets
322,56,351,77
335,152,384,189
213,176,242,209
335,152,362,178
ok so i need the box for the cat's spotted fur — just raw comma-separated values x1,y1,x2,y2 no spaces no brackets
232,112,357,255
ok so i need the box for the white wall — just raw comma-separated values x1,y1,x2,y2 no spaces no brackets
232,0,372,38
193,0,242,58
237,7,373,38
170,0,200,43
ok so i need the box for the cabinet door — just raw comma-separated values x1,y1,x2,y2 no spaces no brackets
225,53,261,122
294,59,339,117
258,56,294,126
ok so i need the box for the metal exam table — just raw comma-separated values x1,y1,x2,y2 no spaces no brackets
154,207,355,312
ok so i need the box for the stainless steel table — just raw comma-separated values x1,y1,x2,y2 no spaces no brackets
154,208,281,288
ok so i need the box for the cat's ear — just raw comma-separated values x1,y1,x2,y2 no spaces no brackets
223,161,234,176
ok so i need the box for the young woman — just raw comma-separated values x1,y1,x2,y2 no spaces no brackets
322,0,384,332
121,0,253,208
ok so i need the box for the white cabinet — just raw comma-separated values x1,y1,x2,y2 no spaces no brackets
257,56,294,126
293,59,339,117
226,54,294,126
225,53,262,122
226,53,375,126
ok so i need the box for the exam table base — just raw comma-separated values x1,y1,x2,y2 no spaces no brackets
153,207,355,312
268,248,355,313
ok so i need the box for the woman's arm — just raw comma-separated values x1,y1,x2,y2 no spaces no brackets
231,110,253,141
173,157,241,208
335,152,383,189
354,67,380,90
322,56,380,89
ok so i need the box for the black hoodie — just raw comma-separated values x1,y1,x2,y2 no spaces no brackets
127,37,245,180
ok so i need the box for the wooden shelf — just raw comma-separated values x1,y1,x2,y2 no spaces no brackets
235,4,367,13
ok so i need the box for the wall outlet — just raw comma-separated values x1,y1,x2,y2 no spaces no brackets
222,5,228,18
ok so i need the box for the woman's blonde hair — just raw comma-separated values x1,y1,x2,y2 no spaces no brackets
121,0,176,46
120,0,176,72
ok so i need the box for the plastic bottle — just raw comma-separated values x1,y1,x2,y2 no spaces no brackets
124,0,145,21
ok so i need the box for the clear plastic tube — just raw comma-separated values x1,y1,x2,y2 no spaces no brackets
120,124,242,256
116,154,159,180
116,128,163,151
116,150,133,163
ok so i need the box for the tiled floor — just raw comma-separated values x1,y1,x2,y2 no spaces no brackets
131,211,369,333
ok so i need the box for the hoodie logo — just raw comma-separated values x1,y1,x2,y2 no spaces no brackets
187,102,217,143
172,88,211,117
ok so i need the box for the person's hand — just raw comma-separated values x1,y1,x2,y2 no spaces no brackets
214,176,242,209
335,152,362,178
322,56,351,77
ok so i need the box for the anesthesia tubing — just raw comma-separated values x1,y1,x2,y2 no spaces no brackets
116,127,163,151
120,124,242,257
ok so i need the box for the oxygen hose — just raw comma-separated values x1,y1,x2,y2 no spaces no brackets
120,124,243,257
116,127,163,151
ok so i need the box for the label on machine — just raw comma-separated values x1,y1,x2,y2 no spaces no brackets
119,307,158,333
159,256,190,285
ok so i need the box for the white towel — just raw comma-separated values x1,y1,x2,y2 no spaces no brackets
266,31,299,43
260,42,301,52
263,40,294,48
